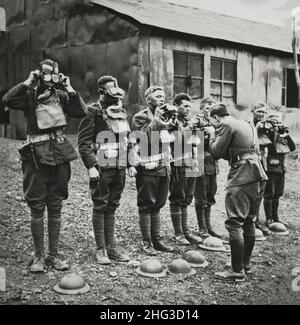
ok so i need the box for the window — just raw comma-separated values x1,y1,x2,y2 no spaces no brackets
210,58,236,104
282,68,287,107
173,52,204,98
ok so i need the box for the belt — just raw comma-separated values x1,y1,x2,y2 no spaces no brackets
27,134,51,143
27,130,64,143
139,153,165,164
231,152,259,165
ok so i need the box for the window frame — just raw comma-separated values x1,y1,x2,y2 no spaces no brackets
282,68,287,107
210,57,237,104
173,51,204,99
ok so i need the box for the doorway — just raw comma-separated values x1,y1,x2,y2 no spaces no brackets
285,68,299,108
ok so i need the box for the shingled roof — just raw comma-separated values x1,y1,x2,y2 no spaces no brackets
91,0,293,54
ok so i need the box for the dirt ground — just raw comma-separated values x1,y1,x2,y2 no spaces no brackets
0,137,300,305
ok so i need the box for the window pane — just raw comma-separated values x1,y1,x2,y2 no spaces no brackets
189,79,202,98
224,61,236,82
174,77,187,94
210,81,221,96
223,96,235,105
211,59,222,80
174,53,187,76
224,83,234,97
189,55,203,77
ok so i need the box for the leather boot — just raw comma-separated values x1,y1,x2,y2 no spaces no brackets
139,212,157,256
195,205,209,238
243,222,255,274
228,227,244,273
151,210,174,253
181,206,202,243
105,210,129,262
170,205,189,245
205,206,222,238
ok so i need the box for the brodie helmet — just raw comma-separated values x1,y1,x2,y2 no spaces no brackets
182,250,209,268
199,236,229,252
53,273,90,295
136,259,167,278
168,258,196,276
269,222,289,236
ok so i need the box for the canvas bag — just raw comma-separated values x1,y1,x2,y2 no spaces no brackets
35,90,67,130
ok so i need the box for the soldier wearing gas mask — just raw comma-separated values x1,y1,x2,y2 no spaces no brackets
2,59,87,273
168,93,202,245
255,110,295,227
78,76,137,265
132,86,175,255
193,97,221,238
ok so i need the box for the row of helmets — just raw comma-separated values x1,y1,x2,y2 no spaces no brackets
136,250,209,278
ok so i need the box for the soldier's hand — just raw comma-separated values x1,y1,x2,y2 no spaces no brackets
24,70,40,87
88,167,100,182
60,74,75,93
128,166,137,177
203,126,215,136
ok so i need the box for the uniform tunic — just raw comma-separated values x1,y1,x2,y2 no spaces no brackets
132,107,171,213
209,116,268,229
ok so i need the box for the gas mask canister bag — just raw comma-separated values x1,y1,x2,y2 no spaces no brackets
35,90,67,130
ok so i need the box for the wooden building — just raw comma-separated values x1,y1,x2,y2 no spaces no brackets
0,0,299,139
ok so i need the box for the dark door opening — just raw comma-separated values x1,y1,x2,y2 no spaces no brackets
286,69,299,108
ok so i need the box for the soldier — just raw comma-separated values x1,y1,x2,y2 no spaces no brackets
205,102,267,282
168,93,202,245
2,59,87,272
132,86,175,255
256,111,295,226
251,102,271,235
78,76,137,265
194,97,221,238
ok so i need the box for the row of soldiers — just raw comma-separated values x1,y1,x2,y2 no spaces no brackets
2,59,295,282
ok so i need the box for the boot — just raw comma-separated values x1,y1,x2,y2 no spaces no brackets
205,206,222,238
170,205,189,245
151,210,174,253
228,228,244,273
105,210,129,262
47,210,69,271
139,212,157,256
243,222,255,274
181,206,202,243
30,209,45,273
195,205,209,238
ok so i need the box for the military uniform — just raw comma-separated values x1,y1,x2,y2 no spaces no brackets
78,100,134,262
209,116,267,273
194,130,219,237
262,131,295,223
132,107,174,253
2,82,86,262
168,117,201,244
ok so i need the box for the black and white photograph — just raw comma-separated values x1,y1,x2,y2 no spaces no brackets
0,0,300,309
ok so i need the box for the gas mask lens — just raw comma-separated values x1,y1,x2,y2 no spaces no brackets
42,73,60,83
